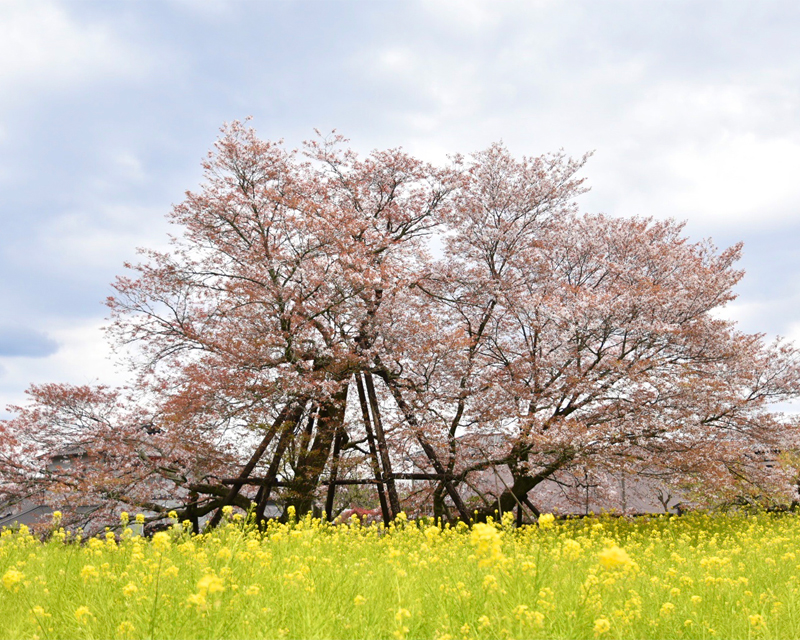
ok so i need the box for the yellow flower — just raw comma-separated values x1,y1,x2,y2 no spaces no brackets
2,568,24,591
217,547,233,561
74,606,93,624
168,510,178,520
478,615,491,629
660,602,675,617
354,594,366,606
122,582,138,597
598,545,633,570
245,585,261,596
197,573,225,595
749,614,765,629
470,522,504,567
690,595,702,605
152,531,171,551
120,512,129,525
135,514,145,524
187,592,206,608
117,621,135,637
87,538,104,551
538,513,555,528
51,511,62,525
393,608,411,640
562,538,582,559
222,505,234,518
80,565,99,582
482,574,498,590
593,617,611,636
395,608,411,623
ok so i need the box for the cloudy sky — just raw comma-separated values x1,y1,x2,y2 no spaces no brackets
1,0,799,418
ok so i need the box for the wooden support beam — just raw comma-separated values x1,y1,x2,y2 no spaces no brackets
324,426,345,520
205,402,293,530
363,372,401,517
253,403,309,524
356,372,391,524
219,472,448,487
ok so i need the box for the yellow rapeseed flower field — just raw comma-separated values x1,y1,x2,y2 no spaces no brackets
1,511,800,639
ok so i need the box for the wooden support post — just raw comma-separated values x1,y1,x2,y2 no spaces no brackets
521,495,540,518
253,402,309,524
379,372,472,522
356,373,391,524
206,402,294,530
324,426,345,521
363,372,401,517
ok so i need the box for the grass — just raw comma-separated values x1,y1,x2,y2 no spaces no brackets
2,509,800,639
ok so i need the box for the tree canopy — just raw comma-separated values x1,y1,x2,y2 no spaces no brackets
2,122,799,530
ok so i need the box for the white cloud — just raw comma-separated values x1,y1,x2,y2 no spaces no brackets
417,0,507,33
377,48,415,74
166,0,238,20
666,135,800,227
354,4,800,237
113,152,147,183
0,317,126,419
592,79,800,229
786,322,800,345
0,1,152,106
35,204,171,271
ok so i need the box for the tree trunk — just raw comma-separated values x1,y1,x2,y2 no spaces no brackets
285,383,349,516
253,402,309,525
474,453,570,521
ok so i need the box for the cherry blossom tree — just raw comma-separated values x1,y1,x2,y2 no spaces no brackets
0,383,248,530
380,206,800,519
107,121,458,524
2,122,799,530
